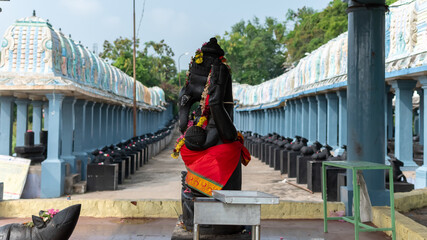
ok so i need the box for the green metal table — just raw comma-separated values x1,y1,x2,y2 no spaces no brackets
322,161,396,240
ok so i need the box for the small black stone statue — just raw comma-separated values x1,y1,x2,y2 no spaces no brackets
0,204,81,240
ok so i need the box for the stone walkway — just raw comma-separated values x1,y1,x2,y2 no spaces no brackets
65,130,322,202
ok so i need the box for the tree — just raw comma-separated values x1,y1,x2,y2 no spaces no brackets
100,38,178,102
284,0,348,64
217,17,287,85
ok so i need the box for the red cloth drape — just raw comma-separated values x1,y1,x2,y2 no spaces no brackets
181,140,250,196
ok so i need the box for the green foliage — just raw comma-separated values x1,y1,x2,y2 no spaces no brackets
216,17,287,85
284,0,348,64
386,0,398,5
99,38,178,102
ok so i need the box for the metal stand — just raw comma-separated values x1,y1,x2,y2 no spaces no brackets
322,161,396,240
193,190,278,240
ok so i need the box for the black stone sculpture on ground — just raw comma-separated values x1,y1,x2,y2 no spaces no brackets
296,141,323,184
0,204,81,240
385,157,414,192
14,131,45,164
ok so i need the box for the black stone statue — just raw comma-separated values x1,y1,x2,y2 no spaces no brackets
177,38,247,234
0,204,81,240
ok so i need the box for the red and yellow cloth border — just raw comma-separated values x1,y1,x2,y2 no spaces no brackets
181,139,250,196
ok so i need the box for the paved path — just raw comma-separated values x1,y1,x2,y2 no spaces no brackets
65,130,322,202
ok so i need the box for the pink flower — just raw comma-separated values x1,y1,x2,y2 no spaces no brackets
47,208,59,217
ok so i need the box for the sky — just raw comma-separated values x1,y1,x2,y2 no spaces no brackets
0,0,332,71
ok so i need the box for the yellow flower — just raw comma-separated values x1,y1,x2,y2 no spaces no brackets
196,116,207,127
171,137,186,159
195,52,203,64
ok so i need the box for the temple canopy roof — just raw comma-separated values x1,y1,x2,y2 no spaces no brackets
0,15,165,110
233,0,427,110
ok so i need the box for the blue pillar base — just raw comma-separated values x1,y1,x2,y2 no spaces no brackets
400,161,419,168
41,160,65,198
401,166,419,171
62,155,76,173
73,152,89,181
415,166,427,189
340,186,354,216
340,186,390,216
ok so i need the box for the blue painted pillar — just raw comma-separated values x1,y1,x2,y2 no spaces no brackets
301,98,309,138
391,80,417,167
15,99,29,147
138,110,143,135
417,89,424,144
0,96,14,155
308,96,318,143
121,107,126,141
386,89,394,140
262,109,267,135
316,95,327,144
32,101,43,145
295,100,302,136
337,90,347,146
104,105,110,146
278,107,285,136
41,93,65,198
345,0,389,213
326,92,339,148
415,77,427,188
144,110,148,135
283,106,288,137
248,111,253,132
288,100,295,138
43,103,49,130
256,110,259,133
73,99,88,180
110,106,116,143
92,103,100,150
61,97,76,173
97,103,104,148
84,102,93,153
276,109,280,134
128,108,132,138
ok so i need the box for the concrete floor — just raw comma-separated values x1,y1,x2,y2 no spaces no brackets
0,217,391,240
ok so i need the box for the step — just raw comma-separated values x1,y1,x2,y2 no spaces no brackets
72,181,87,194
64,173,81,195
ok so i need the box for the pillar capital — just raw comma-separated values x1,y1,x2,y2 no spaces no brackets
337,90,347,98
315,94,326,101
307,96,317,103
31,100,44,107
325,92,338,100
45,93,65,102
0,96,15,102
74,99,88,107
15,98,29,105
62,96,76,105
390,79,417,90
418,76,427,89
